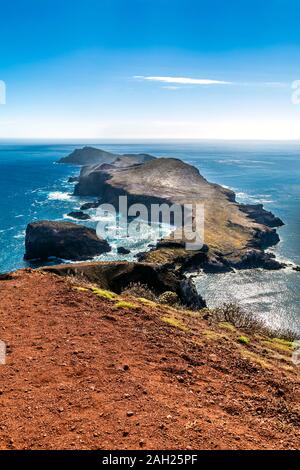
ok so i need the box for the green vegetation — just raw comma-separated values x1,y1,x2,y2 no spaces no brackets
208,303,299,343
158,291,179,306
218,321,236,332
202,329,227,342
121,282,157,301
240,349,273,370
91,288,118,300
238,336,250,345
161,316,188,332
74,286,89,292
138,297,157,307
272,337,293,347
114,301,138,310
262,337,294,353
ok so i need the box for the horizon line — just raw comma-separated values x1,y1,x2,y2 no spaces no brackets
0,137,299,143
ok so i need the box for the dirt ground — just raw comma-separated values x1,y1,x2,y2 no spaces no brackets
0,269,299,450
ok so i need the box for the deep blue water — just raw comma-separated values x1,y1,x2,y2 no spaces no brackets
0,141,300,332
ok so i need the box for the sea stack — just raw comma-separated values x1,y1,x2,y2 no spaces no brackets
24,221,111,261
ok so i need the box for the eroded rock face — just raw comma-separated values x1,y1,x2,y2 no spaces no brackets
240,204,284,228
24,221,111,261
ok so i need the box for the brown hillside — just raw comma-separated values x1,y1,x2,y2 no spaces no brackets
0,269,299,450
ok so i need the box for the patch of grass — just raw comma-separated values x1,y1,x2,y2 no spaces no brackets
202,329,226,342
138,297,157,307
269,328,299,343
114,301,138,310
161,316,189,332
91,288,118,301
263,339,292,354
238,336,250,345
184,310,203,319
74,286,89,292
281,364,297,374
272,338,294,348
219,322,236,332
240,349,273,370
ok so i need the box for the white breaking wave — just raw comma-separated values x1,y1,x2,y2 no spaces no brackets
235,191,274,204
13,230,25,239
48,191,73,201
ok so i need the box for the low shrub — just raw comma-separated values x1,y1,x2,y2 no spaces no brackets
121,282,157,301
208,302,299,342
158,291,179,306
210,303,262,331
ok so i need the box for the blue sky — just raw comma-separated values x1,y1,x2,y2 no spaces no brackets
1,0,300,139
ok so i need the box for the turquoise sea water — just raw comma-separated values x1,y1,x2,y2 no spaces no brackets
0,141,300,332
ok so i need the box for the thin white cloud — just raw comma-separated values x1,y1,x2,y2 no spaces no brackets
134,75,231,85
134,75,289,89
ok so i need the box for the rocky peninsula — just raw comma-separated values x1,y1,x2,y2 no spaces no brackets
68,148,284,272
25,147,285,284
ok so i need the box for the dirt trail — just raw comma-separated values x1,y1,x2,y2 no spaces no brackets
0,270,299,450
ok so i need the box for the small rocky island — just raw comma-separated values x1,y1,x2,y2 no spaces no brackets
24,221,111,261
25,146,284,274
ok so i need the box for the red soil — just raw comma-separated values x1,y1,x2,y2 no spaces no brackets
0,269,299,450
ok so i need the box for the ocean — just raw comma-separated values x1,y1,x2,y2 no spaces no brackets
0,141,300,332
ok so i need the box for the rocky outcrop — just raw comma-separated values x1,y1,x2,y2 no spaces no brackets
74,157,284,271
117,246,131,255
202,249,283,272
68,176,79,183
80,201,100,210
41,261,206,310
24,221,111,262
240,204,284,228
58,146,156,166
67,211,91,220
